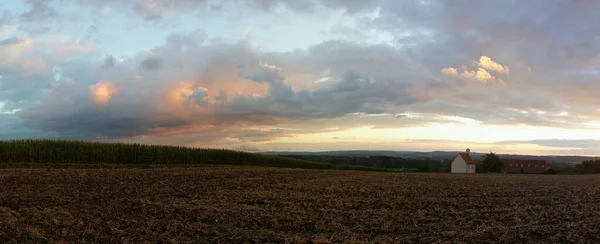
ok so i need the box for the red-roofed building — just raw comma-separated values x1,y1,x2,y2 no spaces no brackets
501,159,552,174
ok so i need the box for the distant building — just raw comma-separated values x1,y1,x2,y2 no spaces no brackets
451,150,476,173
501,159,552,174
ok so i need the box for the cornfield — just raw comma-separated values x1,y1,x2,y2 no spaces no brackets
0,139,384,171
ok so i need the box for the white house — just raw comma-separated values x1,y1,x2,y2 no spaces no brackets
451,149,476,173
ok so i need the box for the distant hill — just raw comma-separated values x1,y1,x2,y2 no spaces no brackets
263,150,600,164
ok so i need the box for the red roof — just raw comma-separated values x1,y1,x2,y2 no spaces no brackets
501,159,551,174
458,153,476,165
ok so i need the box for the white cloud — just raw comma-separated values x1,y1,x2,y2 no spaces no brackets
0,101,22,114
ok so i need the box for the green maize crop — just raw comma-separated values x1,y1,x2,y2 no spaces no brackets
0,139,388,172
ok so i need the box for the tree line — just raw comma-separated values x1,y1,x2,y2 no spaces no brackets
552,160,600,174
282,152,600,174
279,155,453,172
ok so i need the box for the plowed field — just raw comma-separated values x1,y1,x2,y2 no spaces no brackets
2,167,600,243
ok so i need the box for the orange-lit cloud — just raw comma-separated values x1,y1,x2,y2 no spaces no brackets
441,67,458,76
462,68,493,83
89,81,117,106
442,56,508,85
169,82,195,104
478,56,509,74
159,81,214,111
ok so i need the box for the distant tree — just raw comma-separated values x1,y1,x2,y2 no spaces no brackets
576,160,600,174
482,152,503,173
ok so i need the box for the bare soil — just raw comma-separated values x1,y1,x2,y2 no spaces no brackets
1,167,600,243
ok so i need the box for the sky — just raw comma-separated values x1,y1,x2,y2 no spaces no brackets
1,0,600,156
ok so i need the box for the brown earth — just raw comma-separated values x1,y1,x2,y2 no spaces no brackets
1,166,600,243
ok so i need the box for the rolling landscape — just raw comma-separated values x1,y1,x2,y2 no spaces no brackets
2,140,600,243
3,0,600,243
265,150,600,164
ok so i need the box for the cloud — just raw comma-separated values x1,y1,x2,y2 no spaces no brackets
0,101,22,115
243,61,285,85
190,87,210,106
214,90,228,101
48,37,96,58
18,57,47,76
478,56,509,74
10,32,432,143
440,55,507,86
100,6,112,17
5,18,598,147
440,67,458,76
496,139,600,150
20,0,58,22
104,55,115,67
89,81,117,107
140,56,161,70
0,37,27,46
0,36,34,65
3,0,600,154
461,68,498,84
67,0,379,20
